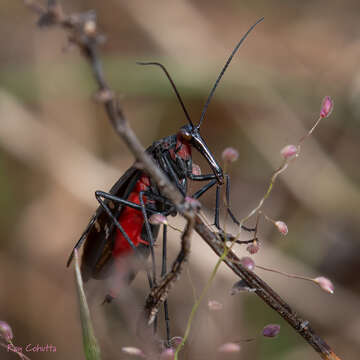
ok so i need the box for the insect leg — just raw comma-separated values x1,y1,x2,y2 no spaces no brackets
188,175,221,228
71,188,157,294
139,191,173,340
225,175,255,232
191,179,218,199
163,155,187,197
217,231,258,245
95,190,159,303
141,191,177,217
215,184,221,229
188,173,256,232
187,173,217,181
139,191,157,285
96,190,167,282
192,179,221,229
145,216,193,326
95,190,159,214
162,224,171,344
95,191,137,251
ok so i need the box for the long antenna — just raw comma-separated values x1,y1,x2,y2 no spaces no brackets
137,61,194,127
197,17,264,128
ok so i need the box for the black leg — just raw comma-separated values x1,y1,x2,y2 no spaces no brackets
217,231,258,245
187,171,256,232
163,155,186,196
225,175,255,232
162,225,171,344
161,225,168,277
97,190,174,337
191,179,217,199
190,178,221,229
68,188,163,267
95,190,158,214
215,184,221,229
139,191,157,285
94,190,172,251
141,191,177,217
145,217,194,326
187,173,217,181
95,191,137,251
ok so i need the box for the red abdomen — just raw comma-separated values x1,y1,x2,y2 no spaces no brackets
112,175,151,257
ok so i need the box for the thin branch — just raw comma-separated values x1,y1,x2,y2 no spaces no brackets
145,214,195,325
23,2,341,359
195,218,341,360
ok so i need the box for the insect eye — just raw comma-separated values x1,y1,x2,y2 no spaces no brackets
179,129,192,141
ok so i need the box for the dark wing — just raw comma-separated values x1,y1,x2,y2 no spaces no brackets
66,166,142,281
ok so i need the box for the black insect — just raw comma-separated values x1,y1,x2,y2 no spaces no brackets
67,17,263,341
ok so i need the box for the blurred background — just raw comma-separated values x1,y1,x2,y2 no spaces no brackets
0,0,359,359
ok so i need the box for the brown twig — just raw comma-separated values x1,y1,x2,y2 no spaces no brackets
145,213,195,325
23,2,341,359
195,219,341,360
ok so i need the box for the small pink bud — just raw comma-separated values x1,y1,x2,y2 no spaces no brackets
222,147,239,163
218,342,241,353
0,321,13,342
94,88,114,103
208,300,223,311
192,163,201,176
275,221,288,235
313,276,334,294
121,346,145,357
262,324,280,338
320,96,333,118
246,242,260,254
84,20,97,36
160,348,175,359
240,257,255,271
184,196,201,210
149,213,168,225
230,280,255,295
280,144,298,159
169,336,183,348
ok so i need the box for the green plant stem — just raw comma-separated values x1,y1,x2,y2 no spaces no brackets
174,246,229,359
74,250,102,360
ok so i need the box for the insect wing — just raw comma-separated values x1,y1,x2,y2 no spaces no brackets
67,166,141,281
